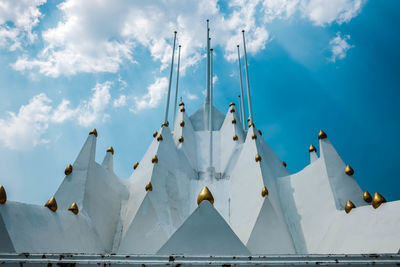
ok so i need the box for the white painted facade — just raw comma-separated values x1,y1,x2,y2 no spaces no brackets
0,101,399,256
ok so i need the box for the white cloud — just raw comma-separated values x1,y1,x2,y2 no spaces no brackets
329,32,353,62
113,95,127,108
184,91,199,101
212,75,218,85
0,0,46,50
0,82,112,150
132,77,168,113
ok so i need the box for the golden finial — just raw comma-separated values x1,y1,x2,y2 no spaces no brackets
64,164,73,176
282,161,287,167
178,136,184,143
232,118,236,124
152,155,158,163
44,197,57,212
157,134,163,141
248,122,255,128
233,135,238,141
180,107,186,112
318,130,327,139
153,131,158,138
145,182,153,191
180,121,185,127
197,186,214,205
229,102,235,107
133,162,139,170
106,146,114,155
0,185,6,204
345,200,356,213
372,192,386,209
309,144,317,153
261,186,269,197
363,191,372,203
230,108,235,113
179,101,185,106
89,128,98,137
247,118,250,122
161,121,169,127
255,154,262,162
68,202,79,215
252,133,257,140
258,129,262,135
345,165,354,176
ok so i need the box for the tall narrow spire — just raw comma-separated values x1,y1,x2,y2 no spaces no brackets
209,48,214,170
163,31,177,126
237,45,246,130
173,45,182,128
242,30,253,124
205,20,210,105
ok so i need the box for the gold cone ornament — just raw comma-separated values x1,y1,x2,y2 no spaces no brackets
197,186,214,205
162,121,169,127
372,192,386,209
363,191,372,203
153,131,158,138
44,197,57,212
255,154,262,162
230,108,235,113
89,128,98,137
248,122,255,128
64,164,73,176
106,146,114,155
229,102,235,107
178,136,184,143
152,155,158,163
232,118,236,124
179,101,185,106
261,186,269,197
252,133,257,140
145,182,153,191
318,130,327,139
233,135,238,141
345,165,354,176
0,185,6,204
68,202,79,215
282,161,287,167
258,129,262,136
133,162,139,170
345,200,356,213
157,135,163,141
180,121,185,127
180,107,185,112
309,144,317,153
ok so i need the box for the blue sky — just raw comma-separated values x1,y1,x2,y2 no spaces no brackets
0,0,399,205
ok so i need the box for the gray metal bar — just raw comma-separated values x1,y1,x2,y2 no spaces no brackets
163,31,177,126
242,30,253,125
237,44,246,130
173,45,181,128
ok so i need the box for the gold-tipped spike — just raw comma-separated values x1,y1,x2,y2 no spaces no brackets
363,191,372,203
318,130,327,139
258,129,262,136
145,182,153,191
64,164,73,176
345,200,356,213
180,107,186,112
233,135,238,141
261,186,269,197
309,144,317,153
197,186,214,205
252,133,257,140
89,128,98,137
44,197,57,212
0,186,6,204
230,108,235,113
232,118,236,124
372,192,386,209
345,165,354,176
255,154,262,162
229,102,235,107
179,101,185,107
180,121,185,127
178,136,184,143
282,161,287,167
157,134,163,141
161,121,169,127
68,202,79,215
153,131,158,138
106,146,114,155
151,155,158,163
247,118,250,122
248,122,255,128
133,162,139,170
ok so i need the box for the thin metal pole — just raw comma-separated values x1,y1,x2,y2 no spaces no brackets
242,30,253,124
238,95,242,124
163,31,177,126
237,45,246,130
205,20,210,105
209,48,214,169
173,45,181,128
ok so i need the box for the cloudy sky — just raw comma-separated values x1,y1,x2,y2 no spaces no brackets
0,0,399,204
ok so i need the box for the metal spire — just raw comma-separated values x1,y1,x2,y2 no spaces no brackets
163,31,177,126
242,30,253,124
173,45,182,128
205,20,210,105
209,48,214,170
237,45,246,130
